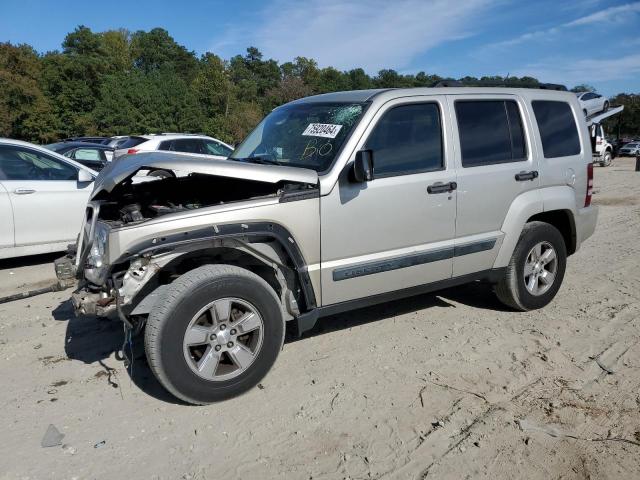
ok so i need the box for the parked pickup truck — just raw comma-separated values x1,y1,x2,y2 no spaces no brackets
56,87,598,404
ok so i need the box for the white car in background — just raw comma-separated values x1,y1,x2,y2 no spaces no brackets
576,91,609,117
114,134,233,161
0,138,96,259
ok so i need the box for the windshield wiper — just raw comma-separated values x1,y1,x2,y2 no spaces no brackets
229,155,280,165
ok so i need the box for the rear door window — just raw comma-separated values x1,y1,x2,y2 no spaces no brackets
532,101,581,158
171,139,204,154
455,100,527,167
158,140,174,151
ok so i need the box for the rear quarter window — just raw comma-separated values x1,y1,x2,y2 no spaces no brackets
532,101,581,158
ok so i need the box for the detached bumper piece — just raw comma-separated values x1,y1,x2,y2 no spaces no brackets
71,289,116,317
54,248,77,289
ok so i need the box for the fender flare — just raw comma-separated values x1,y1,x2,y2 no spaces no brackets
493,189,543,268
493,186,577,268
113,221,317,311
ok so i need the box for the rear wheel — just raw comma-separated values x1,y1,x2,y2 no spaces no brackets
495,222,567,311
145,265,285,404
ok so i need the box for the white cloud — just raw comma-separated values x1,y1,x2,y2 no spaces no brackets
491,1,640,48
215,0,493,72
565,1,640,26
512,53,640,84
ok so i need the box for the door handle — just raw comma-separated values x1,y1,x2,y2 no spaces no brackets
427,181,457,194
14,188,36,195
515,171,539,182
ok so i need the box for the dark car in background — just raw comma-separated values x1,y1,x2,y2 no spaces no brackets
63,136,111,145
610,138,636,157
62,136,138,149
618,141,640,157
44,141,114,171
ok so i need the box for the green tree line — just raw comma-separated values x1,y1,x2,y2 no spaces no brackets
1,26,638,145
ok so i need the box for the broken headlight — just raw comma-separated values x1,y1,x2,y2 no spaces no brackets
85,222,110,285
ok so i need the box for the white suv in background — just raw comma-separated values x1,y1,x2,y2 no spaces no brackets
114,134,233,160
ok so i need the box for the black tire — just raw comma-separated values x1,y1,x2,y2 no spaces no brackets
494,221,567,311
144,264,285,404
147,169,174,179
601,151,612,167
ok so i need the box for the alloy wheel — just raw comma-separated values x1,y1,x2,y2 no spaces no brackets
182,298,264,381
523,241,558,296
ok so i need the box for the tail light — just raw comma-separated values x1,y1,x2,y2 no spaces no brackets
585,162,594,207
127,148,139,155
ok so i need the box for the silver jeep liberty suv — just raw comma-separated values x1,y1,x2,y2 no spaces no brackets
58,86,597,404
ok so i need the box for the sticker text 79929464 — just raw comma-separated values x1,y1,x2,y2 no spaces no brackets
302,123,343,139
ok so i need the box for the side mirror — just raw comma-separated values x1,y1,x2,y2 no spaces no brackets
351,150,374,183
78,169,93,182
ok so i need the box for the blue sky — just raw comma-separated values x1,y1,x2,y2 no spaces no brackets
2,0,639,96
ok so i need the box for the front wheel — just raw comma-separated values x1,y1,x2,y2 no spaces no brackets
495,222,567,311
601,151,612,167
145,265,285,404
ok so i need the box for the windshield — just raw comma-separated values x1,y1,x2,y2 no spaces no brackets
231,102,366,172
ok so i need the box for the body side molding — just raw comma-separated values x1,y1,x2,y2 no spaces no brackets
332,238,497,281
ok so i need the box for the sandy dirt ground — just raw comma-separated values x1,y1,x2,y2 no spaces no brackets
1,157,639,480
0,253,59,298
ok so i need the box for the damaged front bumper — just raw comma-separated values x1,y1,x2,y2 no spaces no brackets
55,244,116,317
58,248,178,320
71,289,116,316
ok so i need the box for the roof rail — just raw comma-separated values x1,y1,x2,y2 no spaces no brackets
431,80,568,91
158,132,205,136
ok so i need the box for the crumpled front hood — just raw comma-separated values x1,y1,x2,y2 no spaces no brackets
92,151,319,198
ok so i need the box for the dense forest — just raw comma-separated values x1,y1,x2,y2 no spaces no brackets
1,26,638,145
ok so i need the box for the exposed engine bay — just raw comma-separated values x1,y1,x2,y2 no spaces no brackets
93,172,313,226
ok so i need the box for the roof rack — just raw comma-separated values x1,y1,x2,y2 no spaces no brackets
157,132,206,136
432,81,567,91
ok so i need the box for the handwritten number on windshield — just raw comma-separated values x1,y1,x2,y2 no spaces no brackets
301,138,333,161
